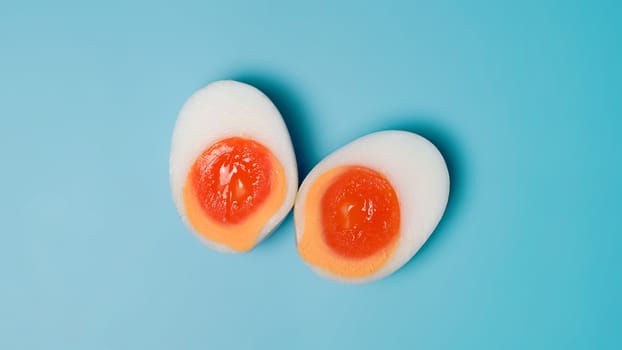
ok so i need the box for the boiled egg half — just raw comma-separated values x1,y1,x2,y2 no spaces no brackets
170,80,298,253
295,131,449,283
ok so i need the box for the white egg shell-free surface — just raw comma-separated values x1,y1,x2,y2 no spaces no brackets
294,130,450,283
169,80,298,253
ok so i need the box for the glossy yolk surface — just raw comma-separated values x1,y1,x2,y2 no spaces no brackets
183,137,286,252
191,137,272,224
321,167,400,258
297,166,401,278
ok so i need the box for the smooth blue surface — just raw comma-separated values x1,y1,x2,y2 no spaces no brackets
1,1,621,349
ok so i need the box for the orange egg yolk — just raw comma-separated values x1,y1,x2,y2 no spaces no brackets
298,166,401,278
183,137,286,252
190,137,272,224
321,167,400,258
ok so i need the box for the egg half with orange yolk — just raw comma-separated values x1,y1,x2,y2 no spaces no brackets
295,131,449,283
170,80,298,253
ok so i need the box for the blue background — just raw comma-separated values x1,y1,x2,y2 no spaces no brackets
1,0,621,349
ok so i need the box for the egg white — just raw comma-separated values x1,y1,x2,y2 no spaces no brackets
170,80,298,252
294,130,450,283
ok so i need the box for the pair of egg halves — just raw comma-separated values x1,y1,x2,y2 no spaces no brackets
169,81,449,284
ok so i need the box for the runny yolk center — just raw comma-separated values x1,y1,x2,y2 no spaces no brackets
320,166,400,259
189,137,273,225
